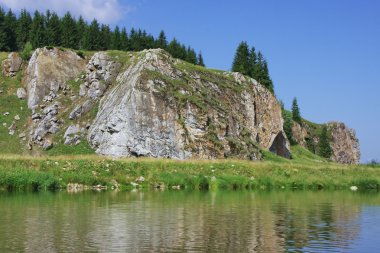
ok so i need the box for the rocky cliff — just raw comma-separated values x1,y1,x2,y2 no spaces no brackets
0,47,360,163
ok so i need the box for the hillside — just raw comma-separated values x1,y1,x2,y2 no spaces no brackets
0,48,360,164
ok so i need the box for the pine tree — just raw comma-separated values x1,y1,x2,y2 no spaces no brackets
61,12,77,49
111,25,120,50
261,60,274,93
16,9,32,50
197,52,205,66
282,108,295,145
232,41,250,75
167,38,182,58
76,16,87,49
83,19,100,50
45,11,61,46
99,24,111,50
318,126,332,158
292,98,301,123
249,47,259,79
0,8,8,51
119,27,128,50
29,10,46,49
156,30,167,49
186,46,197,64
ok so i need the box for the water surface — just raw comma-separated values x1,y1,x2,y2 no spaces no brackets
0,190,379,252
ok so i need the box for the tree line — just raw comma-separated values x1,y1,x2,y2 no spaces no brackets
0,8,205,66
231,41,274,93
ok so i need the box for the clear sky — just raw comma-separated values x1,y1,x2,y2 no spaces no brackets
1,0,379,162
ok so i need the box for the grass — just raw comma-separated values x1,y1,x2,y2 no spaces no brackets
0,145,378,192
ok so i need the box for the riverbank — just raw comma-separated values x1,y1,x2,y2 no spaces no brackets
0,146,379,192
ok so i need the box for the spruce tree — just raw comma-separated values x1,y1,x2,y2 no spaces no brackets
249,47,259,79
29,10,46,49
292,98,301,123
119,27,128,50
61,12,77,49
0,8,8,51
45,11,61,46
186,47,197,64
111,25,120,50
232,41,250,75
318,126,332,158
197,52,205,66
167,38,182,58
83,19,100,50
99,24,111,50
76,16,87,49
156,30,167,49
16,9,32,50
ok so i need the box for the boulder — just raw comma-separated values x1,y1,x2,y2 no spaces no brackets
24,47,86,109
2,52,22,77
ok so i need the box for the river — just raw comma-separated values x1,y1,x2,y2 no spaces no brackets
0,190,379,252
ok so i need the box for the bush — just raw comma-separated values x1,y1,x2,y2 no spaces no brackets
20,41,33,61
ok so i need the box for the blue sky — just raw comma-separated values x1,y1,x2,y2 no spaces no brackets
2,0,379,162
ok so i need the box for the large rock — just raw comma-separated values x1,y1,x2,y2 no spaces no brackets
25,47,86,109
2,52,22,77
88,49,289,159
327,122,360,164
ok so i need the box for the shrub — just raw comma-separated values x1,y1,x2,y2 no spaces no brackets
20,41,33,61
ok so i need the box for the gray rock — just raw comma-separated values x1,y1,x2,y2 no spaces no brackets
2,52,22,77
16,88,27,99
18,133,26,138
68,100,93,120
25,47,86,108
14,115,20,121
42,139,53,150
64,124,80,138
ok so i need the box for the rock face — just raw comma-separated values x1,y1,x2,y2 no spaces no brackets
25,47,86,108
87,49,289,159
327,122,360,164
2,52,22,77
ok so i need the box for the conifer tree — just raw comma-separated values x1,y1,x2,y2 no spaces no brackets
76,16,87,49
45,11,61,46
156,30,167,49
83,19,100,50
0,8,8,51
16,9,32,50
119,27,128,50
29,10,46,49
292,98,301,123
111,25,120,50
61,12,77,49
197,52,205,67
249,47,259,79
167,38,182,58
186,46,197,64
100,24,111,50
232,41,250,75
318,126,332,158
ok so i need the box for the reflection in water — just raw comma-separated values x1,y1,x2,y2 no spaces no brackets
0,191,379,252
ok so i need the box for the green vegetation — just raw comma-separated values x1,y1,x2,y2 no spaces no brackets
292,97,301,123
232,41,274,93
0,7,204,66
319,126,333,158
0,145,377,192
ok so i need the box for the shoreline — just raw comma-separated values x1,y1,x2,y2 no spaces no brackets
0,155,379,192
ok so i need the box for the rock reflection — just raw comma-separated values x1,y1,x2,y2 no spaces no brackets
0,191,378,252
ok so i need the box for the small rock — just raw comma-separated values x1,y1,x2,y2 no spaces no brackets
136,176,145,183
42,139,53,150
18,133,26,138
2,123,6,127
16,88,27,99
8,130,15,135
3,112,9,116
14,115,20,121
172,185,181,190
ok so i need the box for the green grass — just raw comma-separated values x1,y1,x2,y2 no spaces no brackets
0,148,378,192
